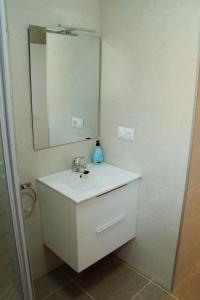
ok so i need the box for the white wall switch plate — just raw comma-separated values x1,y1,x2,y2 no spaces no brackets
72,117,84,129
118,126,135,141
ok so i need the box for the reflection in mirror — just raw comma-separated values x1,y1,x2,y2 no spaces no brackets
29,25,100,150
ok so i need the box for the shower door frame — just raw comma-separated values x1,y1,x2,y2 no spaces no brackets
0,0,33,299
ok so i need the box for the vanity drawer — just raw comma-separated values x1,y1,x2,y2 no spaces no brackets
39,177,140,273
76,181,139,271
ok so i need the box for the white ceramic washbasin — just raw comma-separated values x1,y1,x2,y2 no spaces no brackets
38,162,141,203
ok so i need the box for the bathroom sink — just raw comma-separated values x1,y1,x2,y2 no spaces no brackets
38,163,141,203
38,162,141,271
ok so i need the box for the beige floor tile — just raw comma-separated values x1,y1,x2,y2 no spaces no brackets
173,265,200,300
76,256,149,300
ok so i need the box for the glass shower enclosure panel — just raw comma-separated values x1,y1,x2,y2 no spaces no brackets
0,123,23,299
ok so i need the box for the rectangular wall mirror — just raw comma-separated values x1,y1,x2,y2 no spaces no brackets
29,25,100,150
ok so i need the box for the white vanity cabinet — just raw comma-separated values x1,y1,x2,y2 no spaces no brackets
38,163,141,272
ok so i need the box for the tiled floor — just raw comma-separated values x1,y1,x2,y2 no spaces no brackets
34,256,199,300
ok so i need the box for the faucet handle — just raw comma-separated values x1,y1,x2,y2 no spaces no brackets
81,157,88,169
72,156,87,171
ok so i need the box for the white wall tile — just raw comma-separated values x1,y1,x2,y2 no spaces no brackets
101,55,198,105
138,179,184,229
101,100,193,149
100,0,200,59
25,217,62,279
100,0,199,290
7,1,100,33
100,134,189,190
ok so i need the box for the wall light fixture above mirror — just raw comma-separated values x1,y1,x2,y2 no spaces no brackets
28,25,101,150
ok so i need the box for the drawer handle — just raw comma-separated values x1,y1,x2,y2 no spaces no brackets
97,184,127,197
96,214,126,234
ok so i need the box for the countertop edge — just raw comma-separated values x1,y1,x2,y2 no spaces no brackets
37,174,142,204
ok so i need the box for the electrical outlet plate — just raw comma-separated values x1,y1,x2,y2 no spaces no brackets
72,117,84,129
118,126,134,141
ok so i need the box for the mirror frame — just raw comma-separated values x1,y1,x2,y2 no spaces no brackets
28,25,101,150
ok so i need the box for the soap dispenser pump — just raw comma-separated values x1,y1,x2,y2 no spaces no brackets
92,140,104,165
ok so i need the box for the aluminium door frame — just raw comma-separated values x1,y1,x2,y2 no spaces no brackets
0,0,33,299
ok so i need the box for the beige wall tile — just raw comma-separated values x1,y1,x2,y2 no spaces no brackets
100,0,200,290
101,100,193,149
25,217,62,279
100,134,189,190
175,240,200,286
7,0,200,289
100,0,200,59
188,149,200,189
101,56,197,105
6,0,100,279
184,185,200,222
192,110,200,151
172,60,200,289
173,264,200,300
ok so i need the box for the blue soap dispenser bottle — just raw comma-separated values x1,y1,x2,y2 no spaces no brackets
92,140,104,165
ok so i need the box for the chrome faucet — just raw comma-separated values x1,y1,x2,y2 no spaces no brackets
72,156,87,173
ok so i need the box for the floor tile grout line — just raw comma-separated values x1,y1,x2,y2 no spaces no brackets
40,274,93,300
130,280,153,300
38,256,182,300
114,256,181,300
40,277,75,300
113,255,151,281
35,265,182,300
73,280,96,300
151,281,181,300
35,266,77,300
66,256,151,300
